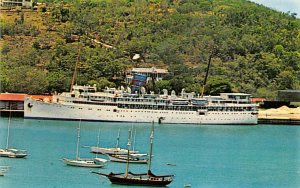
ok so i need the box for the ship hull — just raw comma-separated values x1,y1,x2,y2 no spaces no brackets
108,155,148,164
0,149,27,158
24,98,258,125
108,176,172,186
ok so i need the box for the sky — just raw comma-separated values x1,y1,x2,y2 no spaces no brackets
249,0,300,18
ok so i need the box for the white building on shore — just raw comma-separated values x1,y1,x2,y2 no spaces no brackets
126,67,168,83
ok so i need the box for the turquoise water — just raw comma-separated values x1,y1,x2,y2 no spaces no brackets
0,117,300,188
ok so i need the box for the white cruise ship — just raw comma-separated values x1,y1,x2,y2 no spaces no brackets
24,85,258,125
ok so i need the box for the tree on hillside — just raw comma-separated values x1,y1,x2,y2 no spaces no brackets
6,66,49,94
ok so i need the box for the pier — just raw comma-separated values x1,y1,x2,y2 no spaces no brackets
258,118,300,125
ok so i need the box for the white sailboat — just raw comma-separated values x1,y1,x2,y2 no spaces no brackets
90,128,139,155
63,121,106,168
107,153,148,164
93,128,108,164
0,107,27,158
107,127,148,164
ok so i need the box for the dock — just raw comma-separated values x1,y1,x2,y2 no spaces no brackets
258,118,300,125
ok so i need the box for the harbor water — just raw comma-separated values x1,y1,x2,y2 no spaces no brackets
0,117,300,187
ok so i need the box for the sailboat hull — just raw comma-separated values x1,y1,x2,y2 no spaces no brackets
90,146,138,155
108,154,148,164
63,158,104,168
0,149,27,158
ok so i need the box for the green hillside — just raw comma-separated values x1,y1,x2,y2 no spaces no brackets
0,0,299,99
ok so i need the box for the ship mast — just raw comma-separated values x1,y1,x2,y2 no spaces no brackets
6,104,12,149
95,128,101,158
70,46,81,93
200,46,214,98
75,120,81,160
132,128,136,152
147,122,154,176
125,128,132,178
116,128,120,148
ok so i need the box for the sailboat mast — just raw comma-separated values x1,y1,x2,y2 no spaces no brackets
116,128,120,148
70,47,81,93
147,122,154,176
75,120,81,160
96,128,101,158
125,128,132,178
132,128,136,152
6,104,12,149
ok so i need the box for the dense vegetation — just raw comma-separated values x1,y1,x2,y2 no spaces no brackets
0,0,299,99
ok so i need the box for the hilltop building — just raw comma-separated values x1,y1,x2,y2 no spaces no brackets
0,0,33,8
126,67,168,84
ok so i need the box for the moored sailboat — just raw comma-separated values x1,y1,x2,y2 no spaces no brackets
90,128,139,155
107,128,148,164
63,121,106,168
92,123,174,186
107,153,148,164
0,107,27,158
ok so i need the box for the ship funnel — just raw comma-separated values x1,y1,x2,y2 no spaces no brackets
162,89,168,96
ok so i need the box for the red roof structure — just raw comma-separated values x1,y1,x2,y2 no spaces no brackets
251,97,266,103
0,93,53,102
0,93,27,101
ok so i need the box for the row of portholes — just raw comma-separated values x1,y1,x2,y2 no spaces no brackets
64,106,250,116
209,112,250,115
